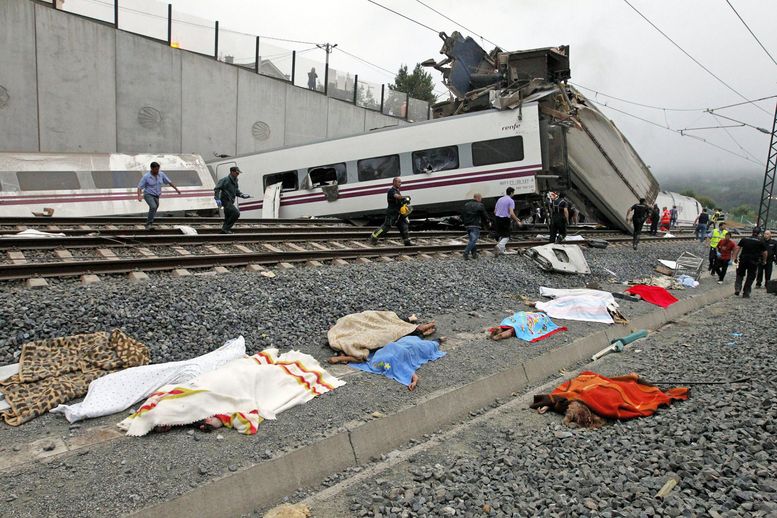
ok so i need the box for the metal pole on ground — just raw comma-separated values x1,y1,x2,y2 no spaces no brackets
214,20,219,60
757,101,777,228
166,4,172,46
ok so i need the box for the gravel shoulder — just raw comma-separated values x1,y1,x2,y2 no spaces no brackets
313,289,777,518
0,240,724,516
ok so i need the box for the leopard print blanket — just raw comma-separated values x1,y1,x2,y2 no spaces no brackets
0,329,149,426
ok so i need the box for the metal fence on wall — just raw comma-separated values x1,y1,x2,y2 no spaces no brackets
55,0,432,122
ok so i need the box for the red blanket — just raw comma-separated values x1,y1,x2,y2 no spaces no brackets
625,284,679,308
550,371,688,420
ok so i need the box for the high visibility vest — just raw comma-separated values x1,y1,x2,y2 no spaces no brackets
709,228,728,248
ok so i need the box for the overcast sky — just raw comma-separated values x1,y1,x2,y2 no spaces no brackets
72,0,777,180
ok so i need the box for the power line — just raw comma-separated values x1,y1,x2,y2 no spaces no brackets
724,0,777,68
621,0,771,116
705,111,771,133
366,0,440,34
589,98,765,167
710,112,763,162
413,0,502,49
335,47,397,78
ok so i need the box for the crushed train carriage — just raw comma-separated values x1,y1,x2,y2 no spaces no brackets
209,34,689,232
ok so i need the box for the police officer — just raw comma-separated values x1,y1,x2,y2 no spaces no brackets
732,227,768,298
548,191,569,244
370,177,413,246
213,166,250,234
626,197,651,250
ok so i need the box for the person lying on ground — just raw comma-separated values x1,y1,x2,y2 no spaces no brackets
328,321,437,364
331,335,447,391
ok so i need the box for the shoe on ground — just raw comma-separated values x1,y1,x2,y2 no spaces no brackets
369,237,378,245
734,291,740,296
756,284,762,288
633,244,637,250
220,230,232,234
471,252,479,259
742,293,751,298
717,280,724,284
404,241,414,246
463,253,470,260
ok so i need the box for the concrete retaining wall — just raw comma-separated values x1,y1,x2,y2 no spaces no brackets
0,0,413,157
133,283,733,518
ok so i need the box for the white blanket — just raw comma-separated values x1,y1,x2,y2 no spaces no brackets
117,348,345,436
52,337,246,423
536,287,619,324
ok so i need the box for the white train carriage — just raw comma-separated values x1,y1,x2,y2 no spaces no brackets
208,107,544,219
654,190,702,227
0,153,216,218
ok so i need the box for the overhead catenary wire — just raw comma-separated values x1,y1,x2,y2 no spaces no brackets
413,0,503,49
365,0,440,34
588,98,765,167
709,113,763,162
724,0,777,68
621,0,771,116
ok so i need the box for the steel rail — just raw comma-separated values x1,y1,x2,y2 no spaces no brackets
0,216,348,226
0,236,697,281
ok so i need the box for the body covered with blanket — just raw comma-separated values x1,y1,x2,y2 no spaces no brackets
118,348,344,436
328,310,418,361
350,336,445,388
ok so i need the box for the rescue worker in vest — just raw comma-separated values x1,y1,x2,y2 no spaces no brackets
548,191,569,244
493,187,521,254
732,227,768,298
706,222,729,274
460,193,490,260
370,177,413,246
649,203,660,235
626,197,650,250
693,209,710,242
756,229,777,289
214,166,250,234
136,162,181,230
710,208,722,232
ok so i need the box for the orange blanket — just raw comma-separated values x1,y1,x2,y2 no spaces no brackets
549,371,688,420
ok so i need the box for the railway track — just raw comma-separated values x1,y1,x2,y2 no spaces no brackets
0,232,698,283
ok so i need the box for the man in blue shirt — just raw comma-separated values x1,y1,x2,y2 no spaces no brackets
136,162,180,229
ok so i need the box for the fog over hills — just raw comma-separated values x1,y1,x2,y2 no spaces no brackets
655,169,764,210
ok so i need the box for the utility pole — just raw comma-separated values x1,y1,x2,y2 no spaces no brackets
757,101,777,229
316,43,337,95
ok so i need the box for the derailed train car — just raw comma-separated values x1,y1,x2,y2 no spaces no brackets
209,35,676,232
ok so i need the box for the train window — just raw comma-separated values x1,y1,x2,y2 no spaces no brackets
357,155,400,182
165,170,203,187
471,136,524,166
91,170,143,189
264,171,298,192
308,163,347,187
16,171,80,191
411,146,459,174
0,172,21,192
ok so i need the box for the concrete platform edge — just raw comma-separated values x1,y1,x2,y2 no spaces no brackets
130,284,731,518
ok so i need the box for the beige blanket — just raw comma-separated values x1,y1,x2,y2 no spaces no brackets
327,311,418,361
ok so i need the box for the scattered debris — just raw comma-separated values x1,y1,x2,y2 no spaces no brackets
655,475,681,499
526,244,591,274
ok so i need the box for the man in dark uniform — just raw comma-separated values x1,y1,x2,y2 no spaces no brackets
370,177,412,246
756,229,776,288
626,197,650,250
460,193,490,260
732,227,768,298
649,203,660,235
214,166,250,234
548,191,569,244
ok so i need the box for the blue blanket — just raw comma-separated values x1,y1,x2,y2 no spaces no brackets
499,311,566,342
350,335,446,386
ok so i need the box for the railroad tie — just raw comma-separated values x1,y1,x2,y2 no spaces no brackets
97,248,119,261
172,269,191,277
386,240,403,247
205,246,226,255
263,244,284,253
397,255,414,262
278,262,295,270
54,249,75,262
418,254,434,260
286,243,307,252
350,241,371,249
246,264,268,272
81,274,100,285
331,259,349,266
136,247,157,257
213,266,230,274
377,256,393,263
7,251,27,264
355,258,372,264
172,246,190,256
26,278,48,289
233,244,255,254
127,271,150,282
309,242,329,251
306,261,324,268
328,242,348,249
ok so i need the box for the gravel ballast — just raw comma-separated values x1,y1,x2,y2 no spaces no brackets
333,290,777,518
0,239,726,516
